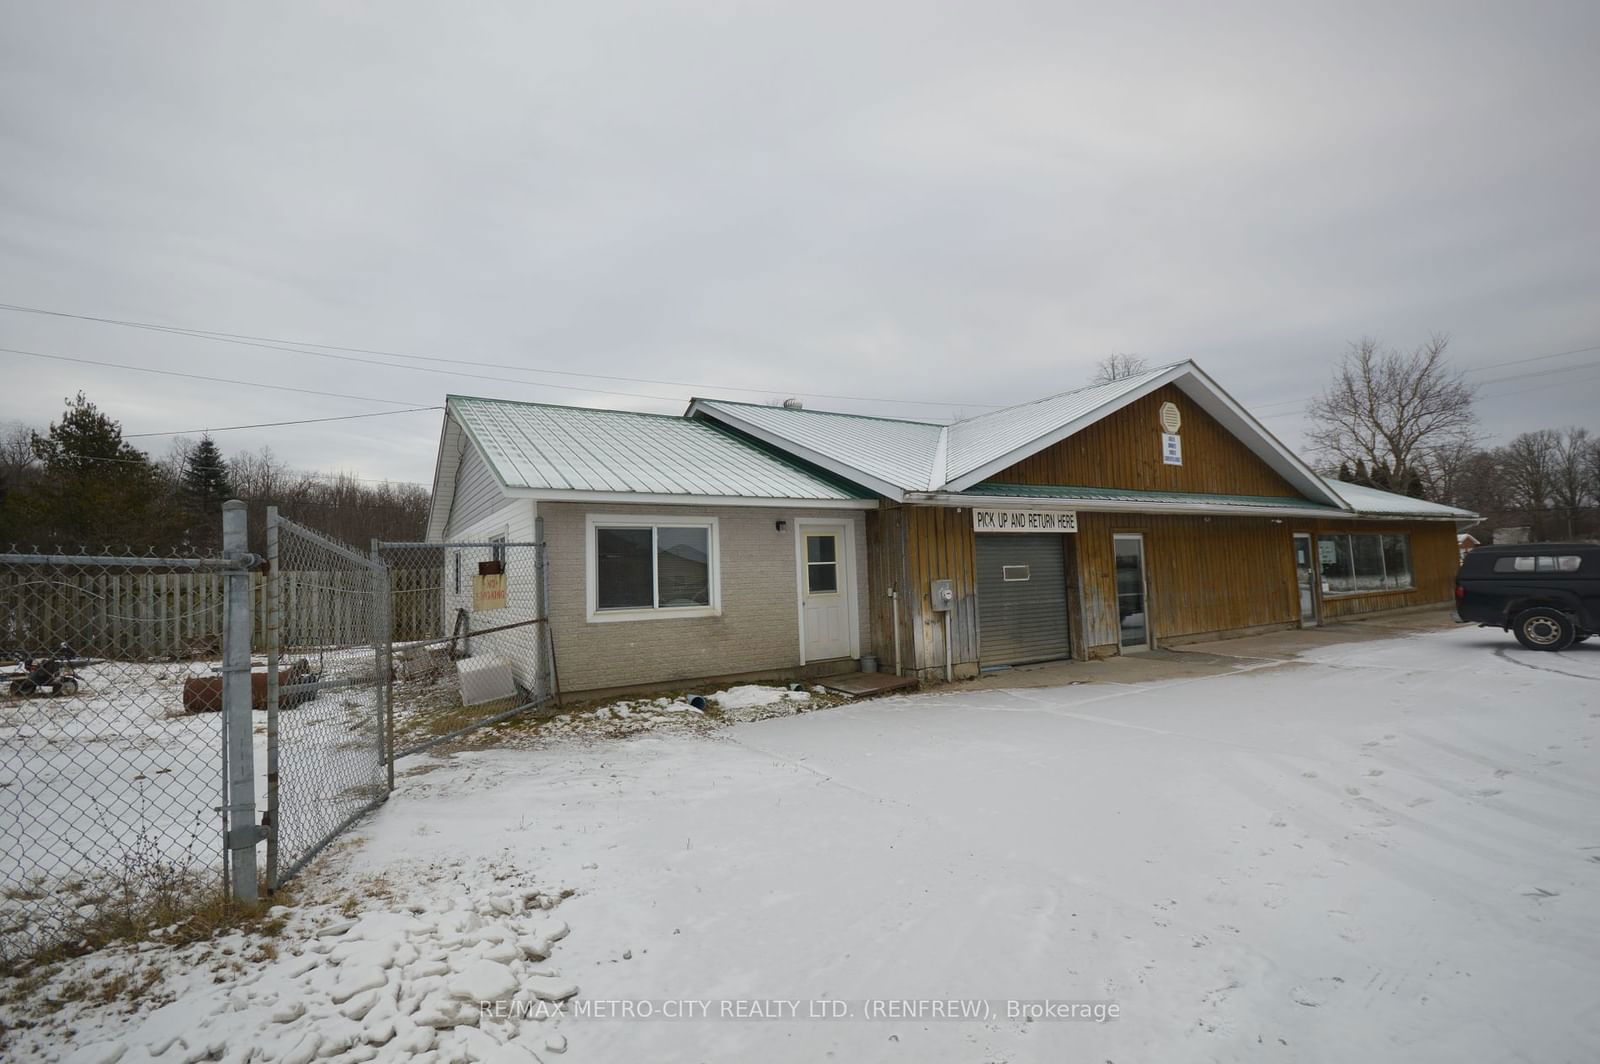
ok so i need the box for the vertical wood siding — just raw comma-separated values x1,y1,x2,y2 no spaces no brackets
1073,512,1299,649
864,505,908,670
990,384,1302,497
901,506,979,678
884,506,1462,666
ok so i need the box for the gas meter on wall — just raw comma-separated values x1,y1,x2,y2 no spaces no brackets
930,579,954,612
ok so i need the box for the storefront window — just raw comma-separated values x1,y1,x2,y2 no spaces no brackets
1318,533,1413,595
1318,534,1354,593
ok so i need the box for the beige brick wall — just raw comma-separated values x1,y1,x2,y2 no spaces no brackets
540,502,870,693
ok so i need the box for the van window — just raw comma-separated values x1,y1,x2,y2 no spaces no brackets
1493,555,1582,573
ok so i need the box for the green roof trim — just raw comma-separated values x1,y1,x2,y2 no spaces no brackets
964,482,1343,511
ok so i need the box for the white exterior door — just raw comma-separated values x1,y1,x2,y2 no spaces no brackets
797,520,855,663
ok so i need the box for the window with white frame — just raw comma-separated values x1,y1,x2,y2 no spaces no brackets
590,517,718,618
1317,532,1413,594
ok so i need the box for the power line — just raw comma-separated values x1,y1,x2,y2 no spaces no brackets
0,345,428,407
0,300,1002,412
1240,343,1600,413
1256,363,1600,420
123,405,444,439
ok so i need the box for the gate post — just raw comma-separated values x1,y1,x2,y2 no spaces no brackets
264,506,281,891
221,500,261,902
372,538,394,794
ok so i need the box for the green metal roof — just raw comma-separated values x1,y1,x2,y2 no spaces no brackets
963,482,1343,512
448,395,874,500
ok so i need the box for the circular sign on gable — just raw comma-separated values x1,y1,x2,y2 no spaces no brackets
1159,401,1182,434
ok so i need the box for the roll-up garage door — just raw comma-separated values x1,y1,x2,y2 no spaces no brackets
976,534,1070,666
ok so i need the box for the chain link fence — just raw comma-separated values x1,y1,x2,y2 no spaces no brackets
264,510,390,892
0,515,545,963
376,540,551,758
0,548,253,967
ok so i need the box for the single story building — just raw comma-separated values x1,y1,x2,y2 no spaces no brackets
425,360,1478,695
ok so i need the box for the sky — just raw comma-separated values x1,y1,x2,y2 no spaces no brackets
1,1,1597,488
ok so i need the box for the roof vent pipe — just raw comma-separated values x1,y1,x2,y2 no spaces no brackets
782,398,804,410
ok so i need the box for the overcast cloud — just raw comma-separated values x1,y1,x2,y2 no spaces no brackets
1,1,1597,486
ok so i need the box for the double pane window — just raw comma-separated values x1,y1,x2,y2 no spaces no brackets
595,523,713,612
805,534,838,594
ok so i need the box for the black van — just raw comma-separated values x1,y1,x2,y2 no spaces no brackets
1455,543,1600,651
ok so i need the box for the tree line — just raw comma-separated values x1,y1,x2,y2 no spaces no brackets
1307,336,1598,541
0,393,430,553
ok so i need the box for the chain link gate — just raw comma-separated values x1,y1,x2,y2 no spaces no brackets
375,539,553,758
0,539,262,967
264,509,390,892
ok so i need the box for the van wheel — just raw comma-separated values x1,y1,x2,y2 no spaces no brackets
1513,608,1575,652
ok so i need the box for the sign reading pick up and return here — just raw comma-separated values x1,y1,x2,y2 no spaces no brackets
972,508,1078,533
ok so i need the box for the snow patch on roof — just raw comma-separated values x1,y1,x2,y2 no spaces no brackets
1320,478,1477,519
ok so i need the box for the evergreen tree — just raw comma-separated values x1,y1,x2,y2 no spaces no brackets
1404,474,1426,499
181,435,233,514
1354,458,1370,485
1337,461,1354,482
7,393,182,547
1371,460,1392,489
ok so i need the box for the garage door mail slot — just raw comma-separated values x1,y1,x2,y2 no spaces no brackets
972,508,1077,533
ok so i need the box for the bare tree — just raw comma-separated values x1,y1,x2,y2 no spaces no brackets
1416,434,1482,506
228,445,428,547
1091,354,1149,385
229,446,294,500
0,421,38,483
1453,448,1508,520
1588,437,1600,521
155,435,193,491
1499,429,1560,525
1550,427,1593,538
1307,335,1476,495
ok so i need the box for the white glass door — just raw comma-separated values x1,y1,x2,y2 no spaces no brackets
1293,533,1319,627
1113,533,1150,651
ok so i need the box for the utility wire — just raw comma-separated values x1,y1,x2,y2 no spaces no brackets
1256,365,1600,420
123,405,444,439
0,346,427,407
0,300,1002,411
1242,344,1600,412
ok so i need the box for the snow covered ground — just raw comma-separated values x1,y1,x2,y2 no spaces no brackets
5,624,1599,1062
0,656,383,961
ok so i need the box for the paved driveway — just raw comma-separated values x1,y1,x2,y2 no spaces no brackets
346,624,1600,1063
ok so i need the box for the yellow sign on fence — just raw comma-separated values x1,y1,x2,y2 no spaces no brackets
473,572,507,611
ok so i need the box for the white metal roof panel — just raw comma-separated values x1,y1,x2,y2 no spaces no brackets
1320,478,1477,520
448,396,866,500
688,400,945,492
944,366,1175,483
